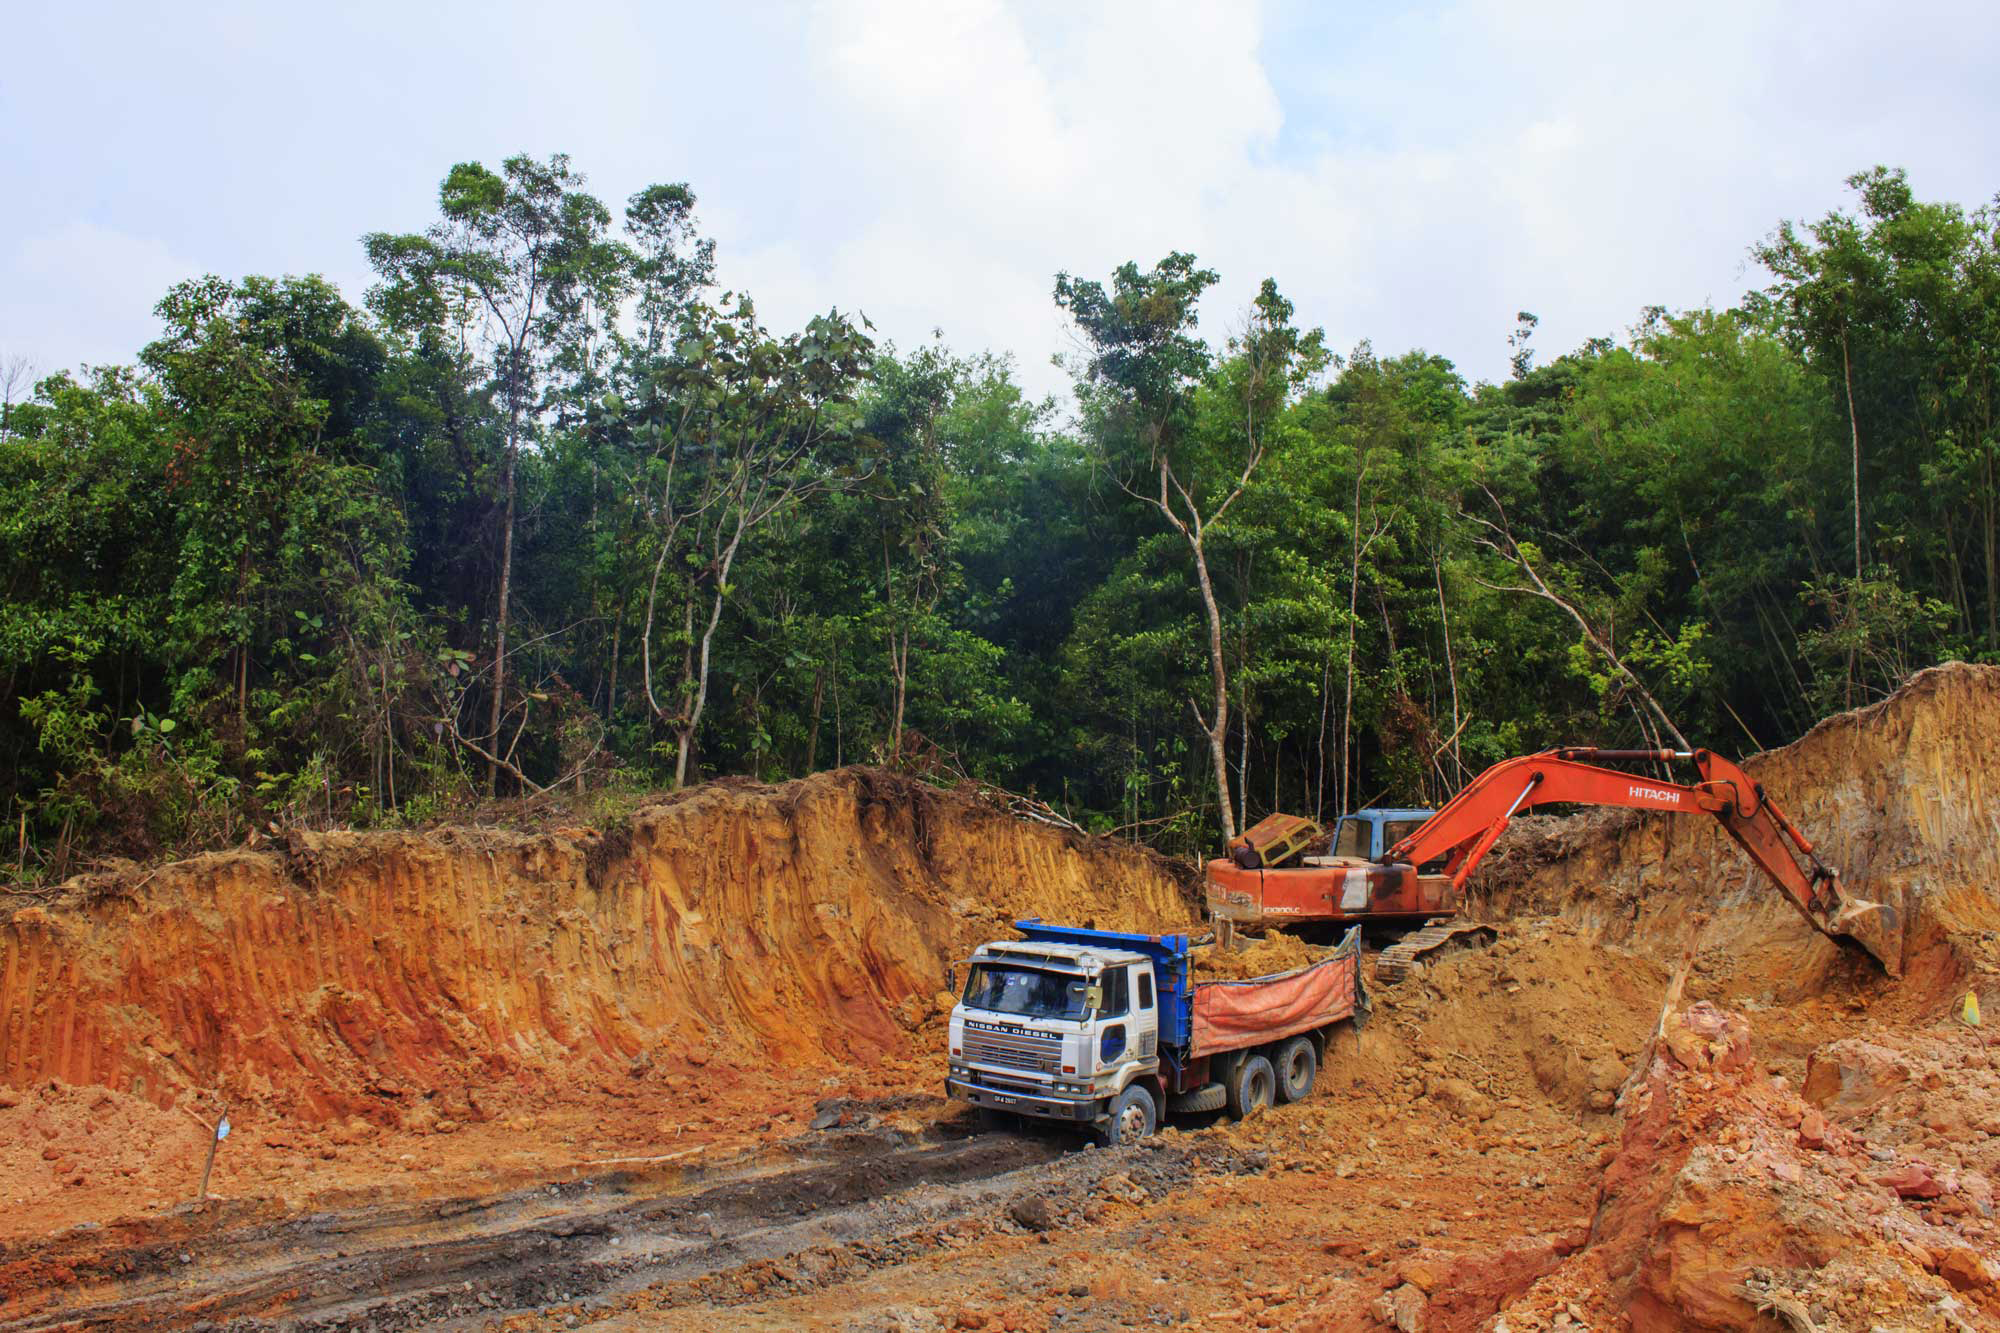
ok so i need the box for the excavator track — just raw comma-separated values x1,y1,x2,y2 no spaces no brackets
1373,919,1500,985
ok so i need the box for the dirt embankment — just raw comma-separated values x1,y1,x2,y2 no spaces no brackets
1476,661,2000,1007
0,768,1194,1235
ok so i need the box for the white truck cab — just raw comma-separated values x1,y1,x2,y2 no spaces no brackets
945,937,1160,1135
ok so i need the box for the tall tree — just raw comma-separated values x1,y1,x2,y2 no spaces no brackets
629,297,873,785
1058,259,1322,844
364,154,626,791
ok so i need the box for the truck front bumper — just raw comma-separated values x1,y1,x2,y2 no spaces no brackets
945,1076,1097,1122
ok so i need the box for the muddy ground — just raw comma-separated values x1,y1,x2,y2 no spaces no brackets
7,664,2000,1330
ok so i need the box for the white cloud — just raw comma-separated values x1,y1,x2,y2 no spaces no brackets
3,0,1996,408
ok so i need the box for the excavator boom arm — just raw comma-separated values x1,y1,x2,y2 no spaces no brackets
1382,747,1901,975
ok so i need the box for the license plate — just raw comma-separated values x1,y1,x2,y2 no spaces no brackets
992,1095,1016,1105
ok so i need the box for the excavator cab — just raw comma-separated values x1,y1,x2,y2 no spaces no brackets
1329,809,1434,861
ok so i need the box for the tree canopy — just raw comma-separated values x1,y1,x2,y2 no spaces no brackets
3,159,1993,875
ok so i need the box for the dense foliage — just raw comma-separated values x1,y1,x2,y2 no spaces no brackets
4,158,1994,872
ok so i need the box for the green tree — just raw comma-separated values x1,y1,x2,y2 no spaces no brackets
365,154,626,791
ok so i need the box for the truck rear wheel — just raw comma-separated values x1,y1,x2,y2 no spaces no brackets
1225,1054,1276,1119
1274,1036,1317,1103
1168,1082,1226,1115
1098,1084,1158,1146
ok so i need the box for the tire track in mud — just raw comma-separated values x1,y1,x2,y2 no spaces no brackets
3,1126,1090,1332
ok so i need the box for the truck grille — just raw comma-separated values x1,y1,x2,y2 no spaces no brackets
961,1026,1062,1074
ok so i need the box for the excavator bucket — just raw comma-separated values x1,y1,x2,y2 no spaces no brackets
1827,892,1904,979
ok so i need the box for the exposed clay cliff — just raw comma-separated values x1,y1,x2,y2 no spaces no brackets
0,768,1194,1125
1477,661,2000,1006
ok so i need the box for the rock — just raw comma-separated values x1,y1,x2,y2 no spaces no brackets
1797,1107,1830,1149
1008,1195,1057,1233
1586,1055,1627,1094
1370,1282,1426,1331
1661,1002,1753,1074
1876,1160,1945,1199
810,1107,841,1131
1938,1246,1994,1292
1096,1171,1146,1204
1395,1257,1444,1293
1802,1039,1909,1117
1429,1078,1496,1122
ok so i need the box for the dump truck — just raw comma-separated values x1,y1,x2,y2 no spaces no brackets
945,920,1366,1145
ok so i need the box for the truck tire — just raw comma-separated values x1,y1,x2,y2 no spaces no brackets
1098,1084,1158,1146
1224,1054,1276,1119
1168,1082,1227,1114
1274,1036,1317,1103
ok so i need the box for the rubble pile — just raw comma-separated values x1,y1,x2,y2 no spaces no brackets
1496,1002,1999,1331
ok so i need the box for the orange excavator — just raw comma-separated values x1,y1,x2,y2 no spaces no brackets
1204,747,1902,980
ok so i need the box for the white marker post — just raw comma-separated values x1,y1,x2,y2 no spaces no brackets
197,1111,231,1204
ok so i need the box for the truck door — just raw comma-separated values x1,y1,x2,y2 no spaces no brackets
1131,964,1159,1061
1094,966,1147,1071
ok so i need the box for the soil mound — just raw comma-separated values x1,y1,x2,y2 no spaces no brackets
1503,1002,2000,1331
1188,930,1336,981
0,767,1193,1128
1477,662,2000,1004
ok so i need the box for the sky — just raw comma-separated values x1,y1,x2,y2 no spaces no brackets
4,0,1998,405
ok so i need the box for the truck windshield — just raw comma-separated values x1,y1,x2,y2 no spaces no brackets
962,964,1090,1020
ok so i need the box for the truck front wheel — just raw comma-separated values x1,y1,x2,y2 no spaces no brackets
1098,1084,1158,1146
1225,1054,1276,1119
1275,1036,1318,1103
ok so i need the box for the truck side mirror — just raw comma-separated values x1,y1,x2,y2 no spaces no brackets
1085,983,1104,1011
945,965,958,994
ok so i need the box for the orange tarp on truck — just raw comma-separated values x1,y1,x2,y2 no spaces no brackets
1189,945,1361,1057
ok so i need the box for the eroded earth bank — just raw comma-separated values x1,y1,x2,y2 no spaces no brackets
7,665,2000,1330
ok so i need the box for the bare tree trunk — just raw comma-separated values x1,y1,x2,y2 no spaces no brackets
1187,535,1237,844
1984,451,1997,650
1314,641,1332,822
1841,329,1862,577
1236,555,1252,833
1340,469,1366,816
1237,683,1250,833
885,545,908,761
807,669,825,771
1432,550,1463,782
487,430,518,796
1840,328,1862,709
606,616,621,723
890,635,909,761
